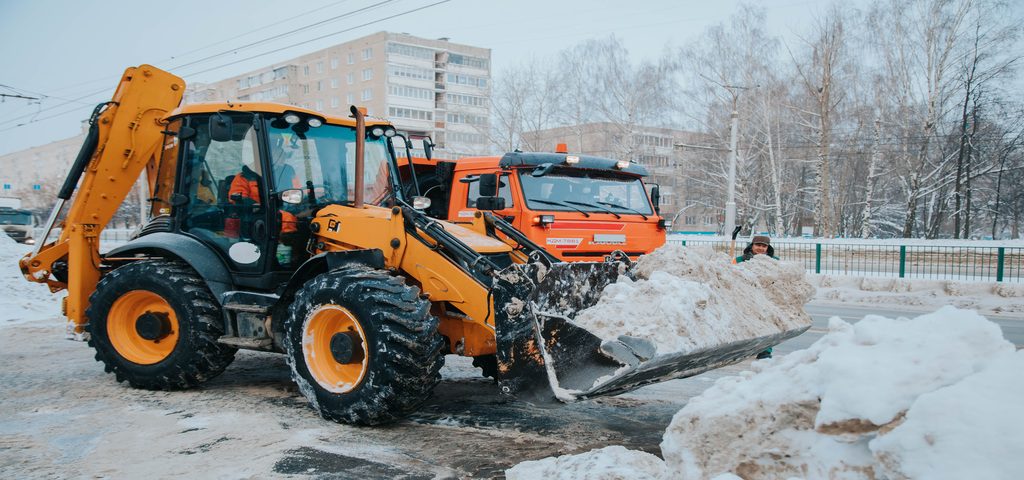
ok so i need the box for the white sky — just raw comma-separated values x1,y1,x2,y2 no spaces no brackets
0,0,880,156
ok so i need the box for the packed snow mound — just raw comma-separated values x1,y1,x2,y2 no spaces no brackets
507,307,1023,480
661,306,1020,480
571,244,814,353
869,350,1024,480
0,235,64,326
505,445,668,480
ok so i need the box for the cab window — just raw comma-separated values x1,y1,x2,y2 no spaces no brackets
465,174,513,208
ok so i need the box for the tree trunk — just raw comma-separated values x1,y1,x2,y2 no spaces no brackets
861,117,881,238
962,101,979,238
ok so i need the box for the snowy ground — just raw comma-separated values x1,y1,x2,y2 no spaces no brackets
2,238,1022,479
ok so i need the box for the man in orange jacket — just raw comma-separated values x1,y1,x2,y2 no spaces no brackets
229,160,299,234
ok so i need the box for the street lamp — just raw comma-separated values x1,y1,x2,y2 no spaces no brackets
694,75,757,237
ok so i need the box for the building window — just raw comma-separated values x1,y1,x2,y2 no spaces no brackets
447,131,486,144
389,85,433,100
362,68,373,81
330,58,338,69
361,88,373,101
346,93,354,104
446,73,488,88
447,53,489,69
303,84,309,94
316,100,323,111
445,93,486,107
362,47,373,60
331,78,339,89
304,65,309,76
317,80,323,91
388,64,433,81
387,107,433,121
347,52,354,64
446,112,487,126
346,72,354,85
331,97,339,108
316,62,323,74
387,42,434,60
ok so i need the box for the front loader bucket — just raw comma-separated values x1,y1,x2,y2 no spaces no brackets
491,262,810,403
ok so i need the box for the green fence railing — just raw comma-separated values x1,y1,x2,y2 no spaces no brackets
667,239,1023,283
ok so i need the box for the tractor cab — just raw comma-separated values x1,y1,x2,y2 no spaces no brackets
147,103,398,290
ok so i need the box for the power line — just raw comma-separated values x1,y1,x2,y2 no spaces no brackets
180,0,451,78
0,0,452,133
0,0,400,126
168,0,393,72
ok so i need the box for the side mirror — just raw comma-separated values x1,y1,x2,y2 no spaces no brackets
650,184,661,215
421,137,434,161
170,193,190,207
478,174,499,197
280,189,304,205
210,113,233,142
476,197,506,211
177,126,196,140
412,196,432,210
531,163,555,177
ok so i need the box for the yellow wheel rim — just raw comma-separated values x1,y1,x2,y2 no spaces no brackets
303,305,369,393
107,290,179,365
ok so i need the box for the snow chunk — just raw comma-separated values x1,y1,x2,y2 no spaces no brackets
870,350,1024,480
570,244,814,354
505,445,668,480
660,306,1016,480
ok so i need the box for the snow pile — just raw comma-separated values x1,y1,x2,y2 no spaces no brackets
508,307,1024,479
505,446,667,480
0,235,63,326
571,244,814,353
814,274,1024,315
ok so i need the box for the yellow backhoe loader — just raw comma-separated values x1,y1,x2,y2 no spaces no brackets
19,65,807,424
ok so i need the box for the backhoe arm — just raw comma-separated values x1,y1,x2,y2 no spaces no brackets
19,65,184,334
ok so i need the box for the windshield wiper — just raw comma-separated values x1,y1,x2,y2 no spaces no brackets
529,199,591,217
597,201,649,220
564,200,621,218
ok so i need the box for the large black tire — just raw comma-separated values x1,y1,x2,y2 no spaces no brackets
285,266,444,425
85,260,236,390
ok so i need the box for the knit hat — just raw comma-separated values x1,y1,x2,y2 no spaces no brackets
752,235,771,245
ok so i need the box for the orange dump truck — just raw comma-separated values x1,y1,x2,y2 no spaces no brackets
395,151,670,261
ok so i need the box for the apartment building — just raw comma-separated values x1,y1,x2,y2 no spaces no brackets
0,32,492,209
522,123,721,234
189,31,492,158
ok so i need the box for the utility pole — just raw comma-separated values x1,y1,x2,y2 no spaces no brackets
725,104,740,239
683,76,756,236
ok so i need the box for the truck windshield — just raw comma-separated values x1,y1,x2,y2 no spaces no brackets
518,169,653,215
266,116,393,206
0,210,32,225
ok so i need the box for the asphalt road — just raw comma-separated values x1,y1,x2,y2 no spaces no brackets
4,302,1020,479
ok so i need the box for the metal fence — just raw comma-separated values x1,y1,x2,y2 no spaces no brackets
35,227,1022,283
668,239,1023,283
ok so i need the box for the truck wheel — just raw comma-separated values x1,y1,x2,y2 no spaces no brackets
285,266,444,425
86,260,236,389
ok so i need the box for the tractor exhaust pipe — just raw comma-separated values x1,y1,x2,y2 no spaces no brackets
350,105,365,209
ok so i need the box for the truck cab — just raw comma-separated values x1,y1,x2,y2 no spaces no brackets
0,206,35,244
397,151,669,261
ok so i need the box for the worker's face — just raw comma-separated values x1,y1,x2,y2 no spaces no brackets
752,243,769,255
